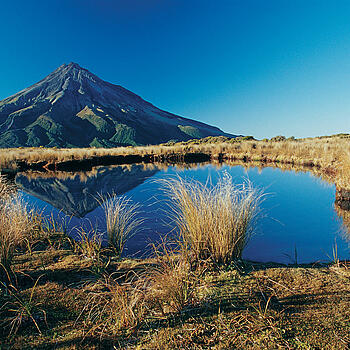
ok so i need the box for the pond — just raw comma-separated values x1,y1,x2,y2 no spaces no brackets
14,163,350,264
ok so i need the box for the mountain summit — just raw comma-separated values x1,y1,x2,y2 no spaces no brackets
0,63,234,147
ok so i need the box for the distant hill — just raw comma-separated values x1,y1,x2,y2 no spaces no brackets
0,63,235,148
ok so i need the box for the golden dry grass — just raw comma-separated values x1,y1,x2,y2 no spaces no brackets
82,274,148,337
147,246,200,315
100,195,143,257
0,136,350,348
162,175,263,265
0,176,35,279
1,135,350,187
0,228,349,349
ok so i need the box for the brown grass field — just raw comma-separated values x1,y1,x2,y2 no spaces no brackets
1,134,350,188
0,136,350,349
1,233,349,349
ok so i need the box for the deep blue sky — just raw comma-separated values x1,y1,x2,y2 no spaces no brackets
2,0,350,138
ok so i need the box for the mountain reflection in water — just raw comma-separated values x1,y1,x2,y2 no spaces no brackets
11,162,350,262
15,164,159,217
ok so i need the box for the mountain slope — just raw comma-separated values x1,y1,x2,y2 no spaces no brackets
0,63,235,148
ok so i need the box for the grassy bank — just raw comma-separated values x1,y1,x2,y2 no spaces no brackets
0,170,350,349
1,134,350,188
1,236,349,349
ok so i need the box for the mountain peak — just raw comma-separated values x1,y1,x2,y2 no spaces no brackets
0,63,235,148
54,62,91,76
67,62,81,68
52,62,91,79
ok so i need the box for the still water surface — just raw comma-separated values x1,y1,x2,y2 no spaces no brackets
15,163,350,264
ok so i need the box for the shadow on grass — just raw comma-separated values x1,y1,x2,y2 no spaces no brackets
280,290,350,309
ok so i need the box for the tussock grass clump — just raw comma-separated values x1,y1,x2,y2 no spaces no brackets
0,176,34,279
100,195,143,257
74,227,102,261
82,251,201,338
83,275,148,336
148,245,200,314
73,227,111,277
1,276,47,336
163,174,263,265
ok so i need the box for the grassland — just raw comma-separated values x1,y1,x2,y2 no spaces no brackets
0,172,349,349
1,134,350,188
1,234,349,349
1,136,350,348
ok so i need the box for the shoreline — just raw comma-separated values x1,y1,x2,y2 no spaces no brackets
0,136,347,186
0,151,349,348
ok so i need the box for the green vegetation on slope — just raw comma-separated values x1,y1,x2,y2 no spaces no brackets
177,125,203,138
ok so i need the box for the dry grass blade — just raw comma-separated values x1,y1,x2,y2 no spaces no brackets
0,177,35,281
73,226,111,277
161,174,264,265
74,227,102,261
82,274,148,337
147,242,200,315
99,194,144,257
1,276,47,336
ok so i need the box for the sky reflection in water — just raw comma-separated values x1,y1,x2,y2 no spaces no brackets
18,163,349,264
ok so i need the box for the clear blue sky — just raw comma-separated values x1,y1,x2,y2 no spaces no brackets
1,0,350,138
